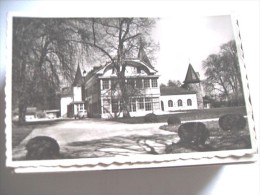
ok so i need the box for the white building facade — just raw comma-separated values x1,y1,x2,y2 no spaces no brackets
160,93,198,112
60,50,202,118
84,59,161,118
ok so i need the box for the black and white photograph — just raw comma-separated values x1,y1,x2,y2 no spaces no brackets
5,14,257,169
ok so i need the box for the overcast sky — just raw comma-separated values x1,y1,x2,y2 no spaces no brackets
153,15,235,85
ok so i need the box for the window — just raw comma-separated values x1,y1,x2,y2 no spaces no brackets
137,67,141,73
152,97,160,110
137,98,144,109
178,99,183,107
144,79,150,88
145,97,152,111
187,99,192,106
112,99,119,113
103,99,110,113
168,100,173,107
130,98,136,112
136,79,143,88
80,104,84,110
151,79,158,87
102,80,109,90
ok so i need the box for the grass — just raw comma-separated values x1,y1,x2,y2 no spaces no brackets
111,106,247,124
12,123,36,147
12,106,250,159
164,121,251,153
62,120,251,159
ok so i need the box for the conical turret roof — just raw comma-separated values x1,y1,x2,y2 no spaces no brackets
72,64,83,86
183,64,200,84
138,42,153,69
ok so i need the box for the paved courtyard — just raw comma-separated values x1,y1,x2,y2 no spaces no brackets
13,118,178,160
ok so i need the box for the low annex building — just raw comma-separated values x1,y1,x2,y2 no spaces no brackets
60,47,203,118
160,86,198,112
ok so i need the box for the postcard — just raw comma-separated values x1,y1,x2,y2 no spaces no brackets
5,12,258,172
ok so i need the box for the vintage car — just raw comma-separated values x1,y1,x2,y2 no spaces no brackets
75,110,88,119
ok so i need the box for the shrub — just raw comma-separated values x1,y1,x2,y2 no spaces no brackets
144,113,158,123
178,122,209,146
167,116,181,125
219,114,246,131
25,136,60,160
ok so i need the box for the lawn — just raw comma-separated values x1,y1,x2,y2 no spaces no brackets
12,106,247,148
112,106,247,124
12,123,38,148
12,106,251,160
62,120,251,159
160,120,251,153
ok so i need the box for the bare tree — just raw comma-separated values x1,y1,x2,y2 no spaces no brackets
202,40,244,106
12,18,81,123
167,80,182,87
77,18,158,117
12,17,158,122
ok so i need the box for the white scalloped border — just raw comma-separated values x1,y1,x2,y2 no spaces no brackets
5,13,258,172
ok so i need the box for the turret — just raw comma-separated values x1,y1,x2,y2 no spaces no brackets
138,40,153,69
182,64,204,109
72,64,83,102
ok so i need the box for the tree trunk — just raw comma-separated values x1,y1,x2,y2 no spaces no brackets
117,71,131,118
18,102,27,124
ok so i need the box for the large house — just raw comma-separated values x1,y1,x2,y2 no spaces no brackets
60,47,204,118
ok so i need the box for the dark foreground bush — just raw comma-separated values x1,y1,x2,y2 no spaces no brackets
25,136,60,160
167,116,181,125
219,114,246,131
144,113,158,123
178,122,209,146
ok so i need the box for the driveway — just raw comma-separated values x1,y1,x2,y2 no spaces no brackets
13,118,177,159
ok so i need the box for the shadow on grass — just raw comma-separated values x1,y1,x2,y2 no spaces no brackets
64,134,174,159
13,118,252,160
165,125,251,153
62,125,251,159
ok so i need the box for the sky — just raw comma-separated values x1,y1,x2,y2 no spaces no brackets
153,15,235,85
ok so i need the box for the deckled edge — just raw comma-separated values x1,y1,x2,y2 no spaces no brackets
231,14,258,156
13,154,258,173
5,12,13,168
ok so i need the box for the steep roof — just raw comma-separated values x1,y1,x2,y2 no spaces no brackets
138,43,154,69
72,64,83,86
97,59,157,76
183,64,200,84
160,86,196,96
